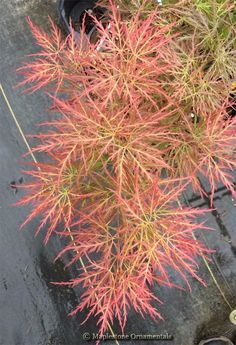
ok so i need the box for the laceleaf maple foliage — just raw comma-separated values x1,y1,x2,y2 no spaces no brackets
164,102,236,204
30,94,175,194
17,2,180,110
14,159,79,244
54,179,211,336
97,0,159,19
167,38,231,115
157,0,236,114
15,0,235,339
14,155,124,244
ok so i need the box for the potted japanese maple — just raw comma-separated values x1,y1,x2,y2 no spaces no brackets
16,0,236,340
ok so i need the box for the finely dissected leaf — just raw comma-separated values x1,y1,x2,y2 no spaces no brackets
31,95,176,193
13,160,81,243
54,179,212,335
157,0,236,113
17,1,180,110
165,102,236,204
97,0,159,19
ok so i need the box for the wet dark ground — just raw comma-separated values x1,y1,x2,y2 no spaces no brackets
0,1,236,344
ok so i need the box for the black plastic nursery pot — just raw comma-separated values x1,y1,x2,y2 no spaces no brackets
58,0,106,42
58,0,95,33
